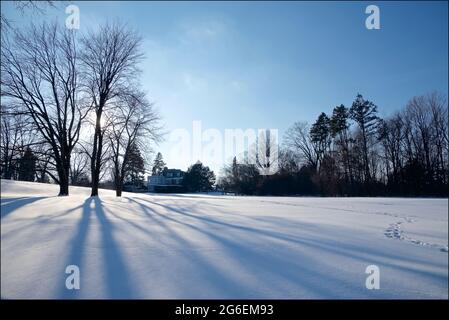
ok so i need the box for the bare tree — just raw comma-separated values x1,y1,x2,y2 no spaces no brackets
107,89,161,197
70,146,89,186
284,121,318,169
0,105,32,179
34,144,53,183
378,114,405,186
1,23,88,195
428,92,448,184
80,21,144,197
404,92,448,185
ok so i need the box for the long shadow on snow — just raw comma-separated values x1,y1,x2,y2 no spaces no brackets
125,197,364,298
124,197,262,298
107,197,247,297
59,197,136,299
1,196,48,219
135,197,447,296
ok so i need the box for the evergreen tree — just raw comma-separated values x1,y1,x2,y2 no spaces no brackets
151,152,166,175
126,144,145,187
330,105,349,137
310,112,331,165
330,104,352,185
349,94,379,183
18,147,37,182
182,161,216,192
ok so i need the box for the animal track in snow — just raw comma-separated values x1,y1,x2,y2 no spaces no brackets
384,221,405,240
384,216,448,253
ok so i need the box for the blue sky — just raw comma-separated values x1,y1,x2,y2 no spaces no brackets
2,1,448,175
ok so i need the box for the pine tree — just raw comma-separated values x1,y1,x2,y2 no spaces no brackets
349,94,379,184
310,112,331,165
18,147,37,182
330,105,349,137
126,144,145,187
182,161,216,192
330,104,352,184
151,152,166,176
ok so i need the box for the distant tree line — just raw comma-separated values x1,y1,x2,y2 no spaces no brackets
219,92,448,197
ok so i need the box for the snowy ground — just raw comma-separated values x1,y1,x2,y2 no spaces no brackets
1,179,448,299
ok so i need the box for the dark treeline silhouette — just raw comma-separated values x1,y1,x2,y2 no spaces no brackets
219,92,448,197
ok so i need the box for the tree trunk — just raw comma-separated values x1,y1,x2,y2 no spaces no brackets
59,178,69,196
91,169,99,197
361,126,371,183
4,167,12,179
90,115,103,197
58,169,69,196
57,156,71,196
90,130,99,197
115,174,124,197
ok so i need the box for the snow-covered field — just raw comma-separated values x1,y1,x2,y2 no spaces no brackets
1,179,448,299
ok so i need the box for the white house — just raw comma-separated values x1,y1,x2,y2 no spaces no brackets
147,168,185,192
